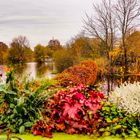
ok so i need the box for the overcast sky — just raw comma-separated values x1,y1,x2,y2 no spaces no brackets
0,0,95,47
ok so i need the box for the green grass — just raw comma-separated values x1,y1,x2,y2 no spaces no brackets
0,133,140,140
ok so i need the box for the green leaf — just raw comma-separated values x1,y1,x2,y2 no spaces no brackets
99,128,105,132
113,125,121,130
19,125,25,134
105,118,112,123
132,127,139,133
0,86,7,93
122,132,128,138
9,114,15,119
10,103,15,109
102,131,111,136
24,122,33,127
18,119,23,125
102,107,110,112
16,105,23,113
23,107,28,115
137,132,140,138
13,108,18,114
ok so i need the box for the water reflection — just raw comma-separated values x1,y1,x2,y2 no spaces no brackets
0,62,55,80
36,63,48,78
13,64,27,79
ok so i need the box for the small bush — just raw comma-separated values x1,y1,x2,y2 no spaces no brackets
55,60,98,87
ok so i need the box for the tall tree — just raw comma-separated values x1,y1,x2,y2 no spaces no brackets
115,0,140,76
8,36,30,64
84,0,116,59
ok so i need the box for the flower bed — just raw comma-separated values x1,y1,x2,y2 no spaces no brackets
32,85,104,137
0,69,140,139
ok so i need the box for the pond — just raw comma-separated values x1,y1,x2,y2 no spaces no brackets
0,62,56,81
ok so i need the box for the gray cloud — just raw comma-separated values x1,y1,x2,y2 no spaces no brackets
0,0,93,47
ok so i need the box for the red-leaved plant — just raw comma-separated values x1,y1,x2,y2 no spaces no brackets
32,85,104,137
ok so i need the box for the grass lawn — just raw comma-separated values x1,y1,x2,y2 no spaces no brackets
0,133,140,140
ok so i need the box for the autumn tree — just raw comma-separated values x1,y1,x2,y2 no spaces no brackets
115,0,140,76
34,44,46,63
48,39,62,51
8,36,30,64
45,47,53,58
0,42,8,64
70,35,100,59
53,48,77,73
125,31,140,73
126,31,140,56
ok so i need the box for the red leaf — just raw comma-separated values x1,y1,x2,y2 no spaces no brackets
63,103,84,120
33,130,42,136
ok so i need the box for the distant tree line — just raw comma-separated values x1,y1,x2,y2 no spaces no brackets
0,36,63,65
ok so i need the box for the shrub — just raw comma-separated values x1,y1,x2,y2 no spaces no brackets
32,85,104,137
97,102,140,138
109,82,140,114
0,70,52,134
55,60,98,87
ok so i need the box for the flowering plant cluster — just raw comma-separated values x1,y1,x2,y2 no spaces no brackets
109,82,140,114
32,85,104,137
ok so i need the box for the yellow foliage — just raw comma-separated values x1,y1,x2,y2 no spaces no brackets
126,31,140,57
109,47,121,58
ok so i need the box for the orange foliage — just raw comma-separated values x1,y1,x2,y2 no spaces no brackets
0,102,8,114
55,60,98,87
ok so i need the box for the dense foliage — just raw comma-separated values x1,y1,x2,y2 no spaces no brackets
34,44,47,63
8,36,34,64
0,70,53,134
55,60,97,87
97,102,140,138
31,84,104,137
53,49,77,73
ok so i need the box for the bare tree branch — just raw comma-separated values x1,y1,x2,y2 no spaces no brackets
84,0,117,59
